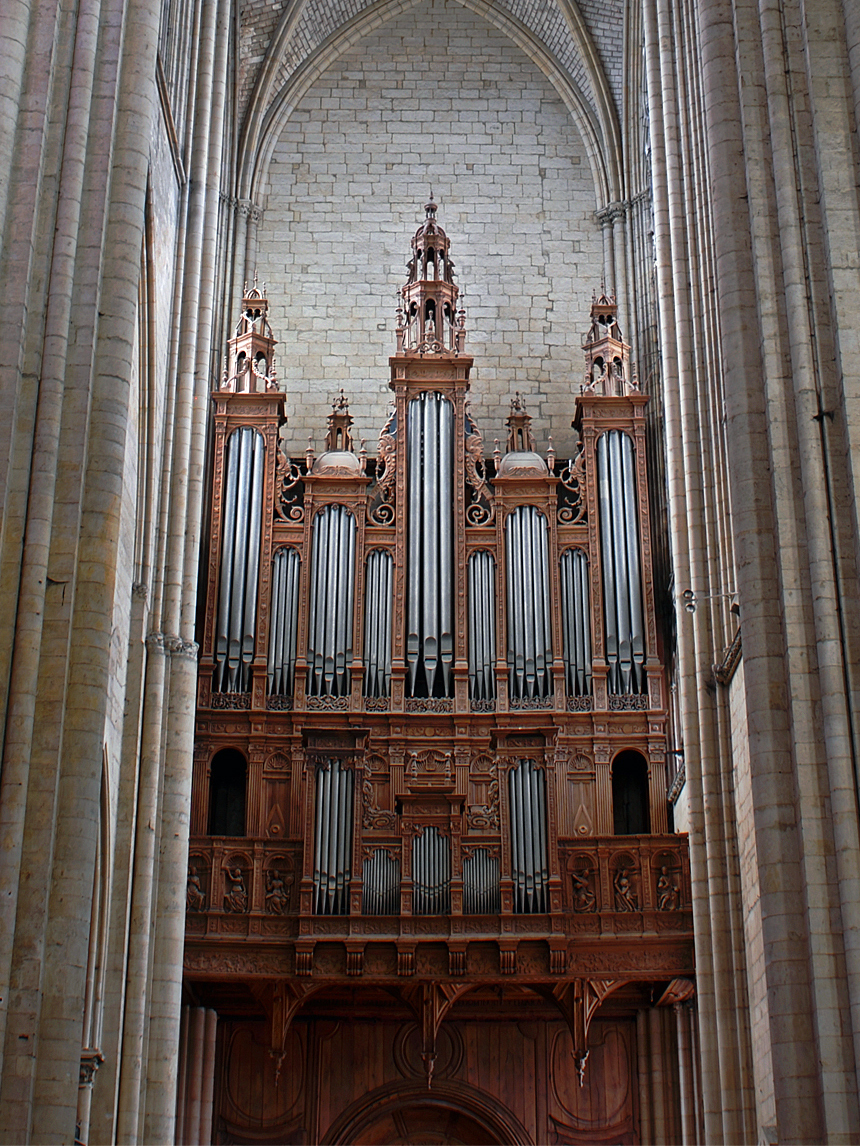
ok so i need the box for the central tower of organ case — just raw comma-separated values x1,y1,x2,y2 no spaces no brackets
183,203,696,1145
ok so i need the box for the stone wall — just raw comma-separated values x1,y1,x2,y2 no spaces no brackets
257,0,603,459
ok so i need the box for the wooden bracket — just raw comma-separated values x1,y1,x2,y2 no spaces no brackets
393,982,473,1089
535,978,620,1086
252,981,321,1085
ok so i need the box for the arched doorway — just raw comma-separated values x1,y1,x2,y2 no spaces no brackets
322,1080,533,1146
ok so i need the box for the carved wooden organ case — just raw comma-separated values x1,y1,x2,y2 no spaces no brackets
187,204,693,1072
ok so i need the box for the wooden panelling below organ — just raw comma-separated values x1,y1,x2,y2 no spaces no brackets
183,205,697,1144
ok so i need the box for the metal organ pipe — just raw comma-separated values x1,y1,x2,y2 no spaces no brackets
307,506,356,697
406,393,454,696
505,507,552,699
597,431,646,693
412,827,451,914
362,849,400,915
463,849,500,913
508,760,548,913
313,759,354,915
560,549,593,696
267,547,301,696
468,551,496,700
215,427,264,691
364,550,393,697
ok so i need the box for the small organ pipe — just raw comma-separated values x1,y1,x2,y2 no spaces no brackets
364,550,393,697
560,549,593,697
468,552,496,700
406,393,454,697
216,440,238,678
509,760,548,913
242,435,264,677
267,548,302,695
308,507,355,697
412,828,450,914
622,436,645,680
439,396,453,692
506,508,552,699
597,430,646,694
313,760,354,915
215,427,264,692
422,397,439,687
228,429,252,687
406,401,421,692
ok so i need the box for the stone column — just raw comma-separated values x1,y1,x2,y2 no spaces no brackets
199,1009,218,1145
675,1003,696,1144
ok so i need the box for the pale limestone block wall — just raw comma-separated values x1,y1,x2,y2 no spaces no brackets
258,0,603,460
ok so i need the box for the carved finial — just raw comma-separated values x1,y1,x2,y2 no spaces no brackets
506,393,536,453
494,438,501,464
359,438,367,475
547,435,555,471
306,434,315,467
324,391,354,452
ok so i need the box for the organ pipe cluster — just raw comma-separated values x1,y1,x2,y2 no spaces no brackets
412,827,452,915
267,547,301,696
312,759,354,915
307,506,356,697
406,393,454,697
505,507,553,700
508,759,549,913
215,427,264,691
597,431,646,694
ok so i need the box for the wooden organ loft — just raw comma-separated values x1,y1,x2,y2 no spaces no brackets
181,202,698,1146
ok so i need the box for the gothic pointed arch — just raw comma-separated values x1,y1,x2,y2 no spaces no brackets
239,0,620,208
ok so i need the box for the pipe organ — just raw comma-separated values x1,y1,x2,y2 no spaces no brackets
187,205,693,1142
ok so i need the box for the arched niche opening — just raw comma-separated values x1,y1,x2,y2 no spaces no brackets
208,748,248,836
611,750,650,835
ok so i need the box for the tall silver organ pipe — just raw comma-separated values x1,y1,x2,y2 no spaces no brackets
505,506,552,699
596,430,645,694
559,549,593,696
215,426,265,692
312,759,354,915
267,547,301,696
468,551,496,700
363,550,393,698
412,827,451,914
463,848,500,914
406,393,454,697
508,759,548,913
306,505,356,697
362,849,400,915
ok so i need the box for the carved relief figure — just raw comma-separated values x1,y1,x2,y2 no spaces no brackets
657,866,680,911
186,865,206,911
571,868,597,913
614,867,638,911
265,870,290,915
224,866,248,913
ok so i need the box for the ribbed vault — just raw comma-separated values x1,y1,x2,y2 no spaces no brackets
237,0,623,206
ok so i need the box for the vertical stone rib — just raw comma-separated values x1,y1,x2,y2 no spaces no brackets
143,0,230,1134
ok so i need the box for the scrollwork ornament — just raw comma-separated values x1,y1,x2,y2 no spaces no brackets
368,408,397,525
466,764,500,830
557,443,587,525
464,406,495,526
274,444,305,522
